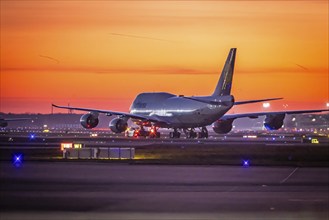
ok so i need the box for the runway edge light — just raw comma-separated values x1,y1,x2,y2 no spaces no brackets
242,159,250,167
13,153,23,167
29,133,36,140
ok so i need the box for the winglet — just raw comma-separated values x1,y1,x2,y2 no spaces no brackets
212,48,237,97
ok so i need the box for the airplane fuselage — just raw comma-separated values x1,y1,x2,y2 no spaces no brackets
129,92,234,128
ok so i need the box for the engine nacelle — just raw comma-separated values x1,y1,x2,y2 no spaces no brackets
212,119,234,134
109,118,128,133
80,113,99,129
264,114,285,130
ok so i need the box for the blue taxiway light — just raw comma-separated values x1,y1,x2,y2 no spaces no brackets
243,160,250,167
13,154,23,167
29,134,36,140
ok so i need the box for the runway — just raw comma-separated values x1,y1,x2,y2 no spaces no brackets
1,162,328,219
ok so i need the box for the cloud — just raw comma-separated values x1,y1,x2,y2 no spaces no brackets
39,55,60,64
108,33,175,43
294,64,309,71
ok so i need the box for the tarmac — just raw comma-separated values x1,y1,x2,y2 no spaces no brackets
1,161,328,220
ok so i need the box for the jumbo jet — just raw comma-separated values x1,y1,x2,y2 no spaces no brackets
53,48,328,138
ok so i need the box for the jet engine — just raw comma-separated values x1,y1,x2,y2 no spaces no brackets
109,118,128,133
80,113,99,129
264,114,285,130
212,119,234,134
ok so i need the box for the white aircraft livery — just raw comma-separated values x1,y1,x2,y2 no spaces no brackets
53,48,328,138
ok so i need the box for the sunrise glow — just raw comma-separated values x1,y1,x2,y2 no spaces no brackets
1,1,328,113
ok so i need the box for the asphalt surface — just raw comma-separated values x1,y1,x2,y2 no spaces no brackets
1,162,328,220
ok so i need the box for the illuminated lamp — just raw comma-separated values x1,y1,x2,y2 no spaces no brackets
242,160,250,167
13,153,23,167
60,143,73,151
263,103,270,108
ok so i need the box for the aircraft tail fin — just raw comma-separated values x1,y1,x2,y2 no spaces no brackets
212,48,236,97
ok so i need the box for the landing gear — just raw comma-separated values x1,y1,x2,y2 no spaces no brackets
197,127,208,138
184,128,197,139
133,126,148,137
133,126,160,138
169,127,208,139
149,126,160,138
169,129,181,138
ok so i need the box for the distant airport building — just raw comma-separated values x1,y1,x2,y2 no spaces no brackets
231,113,328,132
284,114,329,132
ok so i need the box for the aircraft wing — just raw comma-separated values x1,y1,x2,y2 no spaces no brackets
221,109,329,120
234,98,282,105
182,97,283,106
52,104,169,124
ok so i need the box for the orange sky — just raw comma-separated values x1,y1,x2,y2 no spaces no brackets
1,1,328,114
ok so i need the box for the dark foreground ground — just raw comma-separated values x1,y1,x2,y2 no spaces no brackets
1,162,328,220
